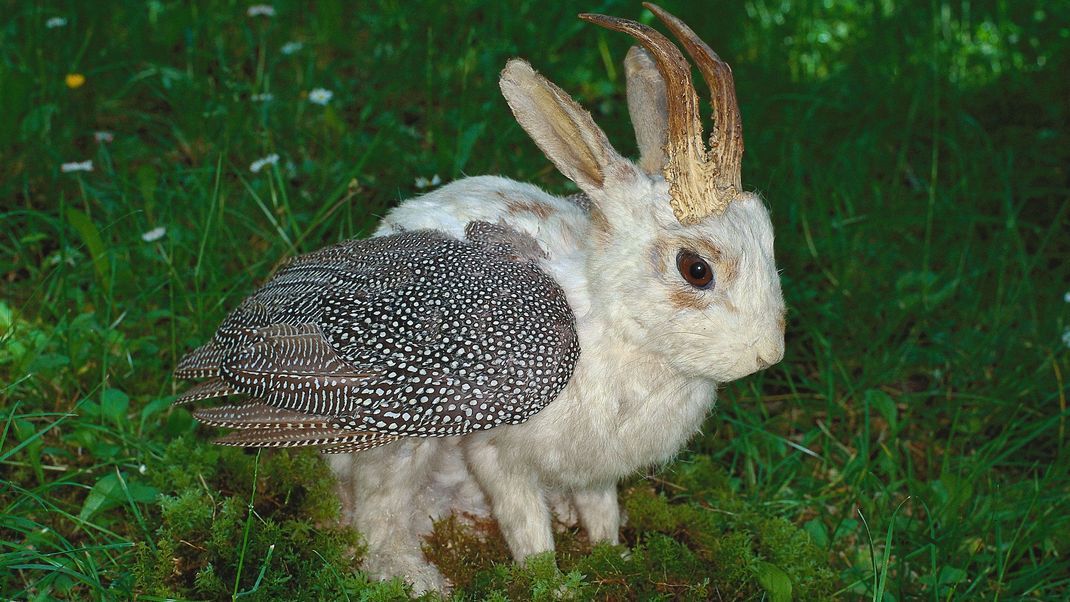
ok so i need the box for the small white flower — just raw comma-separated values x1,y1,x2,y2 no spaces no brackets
47,247,81,267
414,174,442,189
251,93,274,102
281,41,303,55
1063,328,1070,349
308,88,333,106
61,160,93,173
1064,291,1070,303
46,17,67,29
249,153,280,173
246,4,275,17
94,131,114,143
141,227,166,242
139,464,147,475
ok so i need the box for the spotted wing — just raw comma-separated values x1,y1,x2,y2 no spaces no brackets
174,225,579,450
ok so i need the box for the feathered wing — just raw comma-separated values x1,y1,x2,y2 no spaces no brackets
174,226,580,452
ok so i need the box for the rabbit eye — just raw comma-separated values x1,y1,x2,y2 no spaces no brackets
676,251,714,289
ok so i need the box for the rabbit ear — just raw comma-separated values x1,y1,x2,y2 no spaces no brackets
500,59,626,193
624,46,669,175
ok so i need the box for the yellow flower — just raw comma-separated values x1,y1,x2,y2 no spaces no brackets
65,73,86,89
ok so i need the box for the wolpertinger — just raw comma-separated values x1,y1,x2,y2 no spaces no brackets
176,3,786,593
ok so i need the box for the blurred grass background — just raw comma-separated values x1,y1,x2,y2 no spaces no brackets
1,0,1068,599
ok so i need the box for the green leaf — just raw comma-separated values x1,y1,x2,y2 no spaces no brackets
164,407,195,436
754,561,792,602
803,518,830,548
66,208,110,294
101,388,130,424
140,396,173,432
79,472,159,521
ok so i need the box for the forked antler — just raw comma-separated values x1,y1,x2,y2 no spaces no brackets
580,3,743,224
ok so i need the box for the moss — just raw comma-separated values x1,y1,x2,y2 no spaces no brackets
463,551,590,601
755,517,837,601
416,465,835,600
135,444,402,600
135,432,834,599
606,462,836,601
423,514,512,590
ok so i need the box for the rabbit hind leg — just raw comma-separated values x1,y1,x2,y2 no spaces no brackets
328,439,449,594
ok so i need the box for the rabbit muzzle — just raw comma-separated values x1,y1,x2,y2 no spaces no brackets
714,324,785,382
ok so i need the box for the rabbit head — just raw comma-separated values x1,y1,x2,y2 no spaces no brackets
499,3,784,383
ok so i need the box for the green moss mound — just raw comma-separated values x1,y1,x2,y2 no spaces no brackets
132,437,833,600
425,455,835,600
133,437,411,600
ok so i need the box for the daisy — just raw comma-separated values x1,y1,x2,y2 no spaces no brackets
141,227,166,242
61,160,93,173
281,41,303,55
414,174,442,189
249,153,280,173
308,88,333,105
46,17,68,29
247,4,275,17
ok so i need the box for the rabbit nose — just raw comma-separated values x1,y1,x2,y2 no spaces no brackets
756,346,784,370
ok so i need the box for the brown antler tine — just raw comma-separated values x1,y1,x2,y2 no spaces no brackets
643,2,743,203
580,12,711,224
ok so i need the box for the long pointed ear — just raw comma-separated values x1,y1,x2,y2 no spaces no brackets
624,46,669,175
499,59,626,193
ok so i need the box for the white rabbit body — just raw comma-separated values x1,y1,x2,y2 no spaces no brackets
328,6,786,593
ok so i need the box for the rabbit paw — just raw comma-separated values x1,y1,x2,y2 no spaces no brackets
364,554,450,595
406,564,450,596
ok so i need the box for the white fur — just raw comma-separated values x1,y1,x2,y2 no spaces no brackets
329,60,786,593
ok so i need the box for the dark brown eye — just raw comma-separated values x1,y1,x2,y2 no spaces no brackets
676,251,714,289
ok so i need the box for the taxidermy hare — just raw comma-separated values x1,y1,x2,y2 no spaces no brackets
174,3,785,594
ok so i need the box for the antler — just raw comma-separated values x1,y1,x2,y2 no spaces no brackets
579,3,743,224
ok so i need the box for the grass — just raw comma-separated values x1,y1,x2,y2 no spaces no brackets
1,0,1068,599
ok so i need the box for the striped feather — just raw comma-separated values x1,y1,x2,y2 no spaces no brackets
174,378,238,405
193,402,334,430
220,324,379,415
320,437,401,453
212,427,394,449
174,342,227,379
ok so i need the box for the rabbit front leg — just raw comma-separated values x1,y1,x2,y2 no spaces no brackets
464,438,555,560
572,484,621,544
